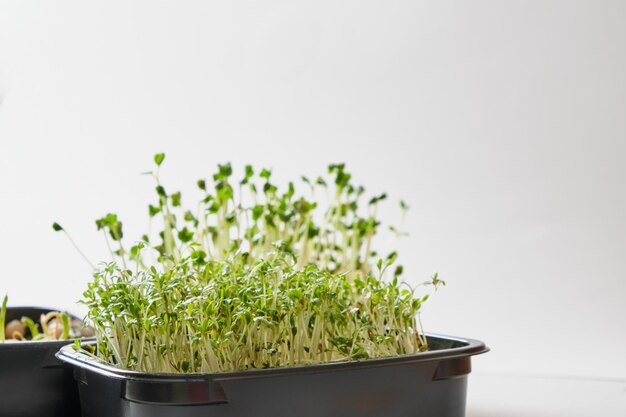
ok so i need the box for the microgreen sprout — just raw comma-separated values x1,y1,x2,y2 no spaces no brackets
52,223,95,269
0,296,83,342
21,317,41,340
0,295,7,342
62,154,442,373
94,156,408,279
83,252,435,373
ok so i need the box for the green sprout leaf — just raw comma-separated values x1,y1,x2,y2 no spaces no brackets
148,205,161,217
0,295,7,342
21,316,40,338
60,312,70,340
154,153,165,166
177,227,194,243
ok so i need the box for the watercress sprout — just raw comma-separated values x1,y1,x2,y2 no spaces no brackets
59,155,442,373
83,252,435,373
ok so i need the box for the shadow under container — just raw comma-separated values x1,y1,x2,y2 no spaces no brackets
58,333,488,417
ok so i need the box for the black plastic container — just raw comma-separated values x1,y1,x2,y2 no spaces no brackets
0,307,86,417
58,334,487,417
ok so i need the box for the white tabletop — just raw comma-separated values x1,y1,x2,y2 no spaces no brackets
467,373,626,417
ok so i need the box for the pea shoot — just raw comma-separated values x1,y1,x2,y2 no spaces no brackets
0,295,83,342
0,295,7,342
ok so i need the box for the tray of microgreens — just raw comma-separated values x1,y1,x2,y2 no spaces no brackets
0,299,91,417
53,154,487,417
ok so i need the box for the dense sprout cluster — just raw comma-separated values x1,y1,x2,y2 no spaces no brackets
59,154,443,373
83,253,429,373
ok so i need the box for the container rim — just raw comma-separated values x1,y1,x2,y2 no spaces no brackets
56,333,488,382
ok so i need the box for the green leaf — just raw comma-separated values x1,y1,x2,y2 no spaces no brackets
21,316,39,337
315,177,327,187
263,182,277,194
219,163,233,177
95,217,107,230
183,211,196,222
52,222,63,232
286,182,295,199
252,205,264,221
154,153,165,166
60,312,70,340
171,192,181,207
178,227,194,243
191,249,206,259
431,273,446,288
106,215,124,241
0,295,7,341
260,168,272,179
369,193,387,205
148,205,161,217
130,243,145,259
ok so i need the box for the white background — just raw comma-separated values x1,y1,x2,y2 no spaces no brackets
1,0,624,397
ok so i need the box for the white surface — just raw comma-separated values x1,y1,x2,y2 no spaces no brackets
468,373,626,417
0,0,625,391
